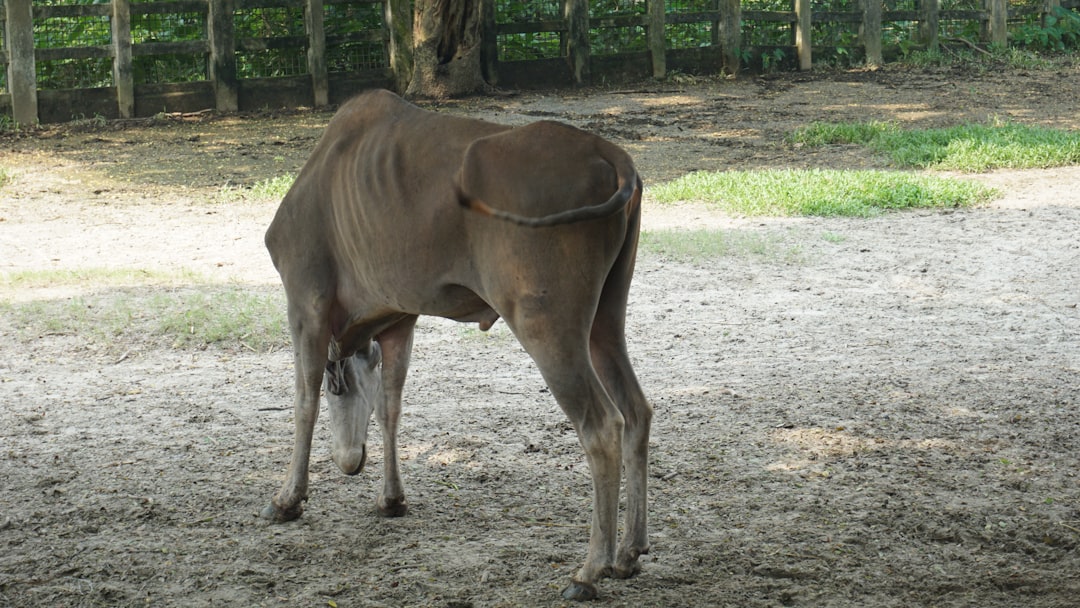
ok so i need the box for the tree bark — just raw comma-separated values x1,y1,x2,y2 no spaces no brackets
405,0,490,99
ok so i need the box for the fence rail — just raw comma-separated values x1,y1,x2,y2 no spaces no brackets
2,0,1078,124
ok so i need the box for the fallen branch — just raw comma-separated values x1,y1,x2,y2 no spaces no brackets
943,37,992,56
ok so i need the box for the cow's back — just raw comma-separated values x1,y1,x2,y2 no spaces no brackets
265,90,513,316
266,89,638,324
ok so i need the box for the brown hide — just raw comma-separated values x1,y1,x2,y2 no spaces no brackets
262,90,652,601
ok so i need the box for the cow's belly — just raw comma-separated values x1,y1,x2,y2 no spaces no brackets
421,283,498,326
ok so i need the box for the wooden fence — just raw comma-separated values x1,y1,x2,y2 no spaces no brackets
2,0,1078,125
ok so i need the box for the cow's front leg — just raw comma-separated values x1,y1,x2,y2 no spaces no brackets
261,308,329,522
374,316,417,517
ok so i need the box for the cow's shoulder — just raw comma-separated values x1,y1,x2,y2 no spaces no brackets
335,89,413,124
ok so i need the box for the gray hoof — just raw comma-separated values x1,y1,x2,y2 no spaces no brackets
613,559,642,579
260,501,303,522
561,580,598,601
376,496,408,518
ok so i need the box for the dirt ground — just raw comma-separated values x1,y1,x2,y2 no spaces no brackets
2,64,1079,607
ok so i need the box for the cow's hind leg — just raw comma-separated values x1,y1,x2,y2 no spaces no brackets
374,315,418,517
591,210,652,578
591,318,651,579
510,315,624,601
261,296,331,522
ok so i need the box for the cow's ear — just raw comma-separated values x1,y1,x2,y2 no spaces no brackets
366,341,382,369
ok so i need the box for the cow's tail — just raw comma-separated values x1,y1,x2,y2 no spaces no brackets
460,161,640,228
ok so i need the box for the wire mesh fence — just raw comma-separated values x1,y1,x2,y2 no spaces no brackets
590,0,646,56
496,0,563,60
666,0,716,51
234,4,308,79
133,10,207,84
326,0,388,72
2,0,1078,111
32,9,112,90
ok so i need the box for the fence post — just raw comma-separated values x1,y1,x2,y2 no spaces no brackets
386,0,413,93
920,0,939,52
1044,0,1061,28
4,0,38,126
647,0,666,78
719,0,741,75
564,0,589,84
861,0,882,67
794,0,812,70
112,0,135,118
988,0,1008,46
305,0,328,106
208,0,238,112
859,0,876,66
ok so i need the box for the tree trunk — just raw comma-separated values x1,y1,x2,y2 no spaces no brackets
405,0,490,99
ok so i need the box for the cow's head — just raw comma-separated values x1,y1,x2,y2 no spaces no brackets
324,342,382,475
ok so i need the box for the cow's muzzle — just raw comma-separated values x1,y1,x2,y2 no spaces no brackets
333,444,367,476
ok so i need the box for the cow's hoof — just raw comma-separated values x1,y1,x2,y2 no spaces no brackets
260,501,303,523
376,496,408,518
613,559,641,579
561,580,598,601
614,546,646,579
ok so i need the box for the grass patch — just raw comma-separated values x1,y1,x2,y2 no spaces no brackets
1,286,289,352
820,231,847,244
0,166,9,188
217,174,295,203
898,47,1059,72
792,121,1080,171
640,228,804,264
1,267,204,291
650,169,996,217
789,120,899,147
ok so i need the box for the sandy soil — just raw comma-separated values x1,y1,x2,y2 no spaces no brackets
1,64,1079,607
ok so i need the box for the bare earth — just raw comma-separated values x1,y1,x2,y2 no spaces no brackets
1,65,1079,607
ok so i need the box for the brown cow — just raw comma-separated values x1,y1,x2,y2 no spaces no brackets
262,90,651,601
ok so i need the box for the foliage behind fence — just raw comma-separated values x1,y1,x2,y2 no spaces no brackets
2,0,1079,123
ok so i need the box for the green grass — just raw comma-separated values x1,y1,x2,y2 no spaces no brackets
899,47,1059,72
1,287,288,352
217,174,295,203
789,120,900,147
650,169,996,217
792,121,1080,171
640,228,804,263
0,267,203,291
820,231,847,244
0,166,9,188
150,288,288,350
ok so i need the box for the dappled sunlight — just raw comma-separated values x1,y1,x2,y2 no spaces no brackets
426,447,474,467
667,385,726,396
634,93,712,109
886,272,943,302
767,426,961,473
0,112,326,194
596,105,627,117
400,442,482,470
